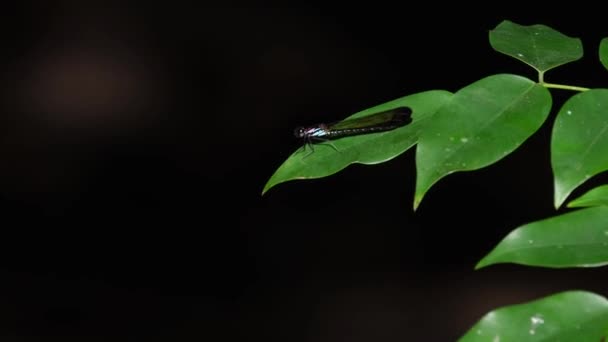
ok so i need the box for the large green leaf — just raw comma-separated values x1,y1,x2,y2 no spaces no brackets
551,89,608,209
459,291,608,342
414,74,552,209
568,184,608,208
476,206,608,269
489,20,583,74
600,38,608,71
262,90,452,195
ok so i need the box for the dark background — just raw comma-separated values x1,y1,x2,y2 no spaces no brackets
1,2,608,341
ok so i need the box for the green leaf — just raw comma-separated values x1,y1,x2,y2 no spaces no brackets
568,184,608,208
600,38,608,71
551,89,608,209
262,90,452,195
489,20,583,74
414,74,552,209
476,206,608,269
459,291,608,342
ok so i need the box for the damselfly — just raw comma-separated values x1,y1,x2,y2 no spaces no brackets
294,106,412,156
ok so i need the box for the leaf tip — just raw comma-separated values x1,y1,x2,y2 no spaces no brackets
554,183,569,210
554,197,565,210
261,178,278,196
474,258,490,270
413,193,424,211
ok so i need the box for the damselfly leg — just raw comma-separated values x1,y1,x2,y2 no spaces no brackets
295,134,340,159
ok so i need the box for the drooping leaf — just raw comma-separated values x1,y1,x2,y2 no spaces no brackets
551,89,608,209
414,74,552,209
262,90,452,195
568,184,608,208
476,206,608,269
489,20,583,74
459,291,608,342
600,38,608,71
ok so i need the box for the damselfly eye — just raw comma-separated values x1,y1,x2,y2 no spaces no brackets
294,127,306,138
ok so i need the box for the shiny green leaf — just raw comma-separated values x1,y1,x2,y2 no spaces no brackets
568,184,608,208
476,206,608,269
459,291,608,342
262,90,452,195
489,20,583,73
414,74,552,209
551,89,608,209
600,38,608,71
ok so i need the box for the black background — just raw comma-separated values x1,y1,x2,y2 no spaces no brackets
1,2,608,341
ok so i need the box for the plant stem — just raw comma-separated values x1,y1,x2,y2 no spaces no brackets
537,70,589,92
541,82,590,92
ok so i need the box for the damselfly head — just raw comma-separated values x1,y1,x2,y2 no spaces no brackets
294,126,307,138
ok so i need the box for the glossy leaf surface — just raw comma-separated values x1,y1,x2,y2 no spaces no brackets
489,20,583,73
568,184,608,208
459,291,608,342
551,89,608,208
477,206,608,269
414,74,551,209
599,37,608,71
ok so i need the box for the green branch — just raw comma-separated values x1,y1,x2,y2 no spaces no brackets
538,71,589,92
541,82,590,92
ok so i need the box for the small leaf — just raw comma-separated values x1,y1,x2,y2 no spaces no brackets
476,206,608,269
459,291,608,342
568,184,608,208
414,74,552,209
551,89,608,209
600,38,608,71
262,90,452,195
489,20,583,73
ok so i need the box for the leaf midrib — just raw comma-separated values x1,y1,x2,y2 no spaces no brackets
430,81,538,176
